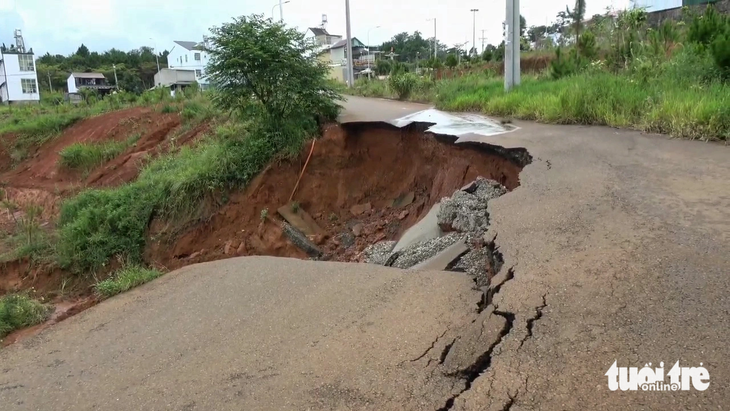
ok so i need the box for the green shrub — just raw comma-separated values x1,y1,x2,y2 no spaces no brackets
160,104,177,114
94,266,162,298
389,73,418,100
0,294,51,339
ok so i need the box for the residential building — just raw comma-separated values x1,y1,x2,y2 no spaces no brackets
305,27,343,50
153,68,196,95
67,72,115,95
328,37,366,66
0,29,39,104
167,39,210,86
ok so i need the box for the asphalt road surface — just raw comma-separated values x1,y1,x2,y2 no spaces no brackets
1,96,728,410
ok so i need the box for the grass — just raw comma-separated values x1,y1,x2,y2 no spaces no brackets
348,48,730,142
0,294,52,339
59,133,141,172
94,266,163,298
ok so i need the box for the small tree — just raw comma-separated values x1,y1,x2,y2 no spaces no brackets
206,15,341,125
445,53,458,68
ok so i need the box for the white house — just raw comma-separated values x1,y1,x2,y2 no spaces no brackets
0,30,39,104
66,72,114,95
167,39,210,86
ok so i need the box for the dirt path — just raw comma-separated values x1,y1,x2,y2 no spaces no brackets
0,98,728,409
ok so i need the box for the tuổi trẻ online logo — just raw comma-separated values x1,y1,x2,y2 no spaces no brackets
606,361,710,391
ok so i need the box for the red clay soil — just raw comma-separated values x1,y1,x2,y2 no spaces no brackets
150,122,523,270
1,107,181,191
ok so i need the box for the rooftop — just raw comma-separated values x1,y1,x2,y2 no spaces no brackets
71,72,106,79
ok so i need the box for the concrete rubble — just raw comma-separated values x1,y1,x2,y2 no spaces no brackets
362,177,507,278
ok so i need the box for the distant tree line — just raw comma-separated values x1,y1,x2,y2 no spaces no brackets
35,44,169,94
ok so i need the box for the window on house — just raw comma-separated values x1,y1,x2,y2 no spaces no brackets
194,53,201,61
185,55,188,62
195,69,202,77
21,78,37,93
18,54,34,72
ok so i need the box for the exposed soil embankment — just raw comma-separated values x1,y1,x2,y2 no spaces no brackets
150,122,528,270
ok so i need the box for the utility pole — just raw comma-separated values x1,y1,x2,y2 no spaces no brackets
47,72,53,93
113,64,119,90
279,0,284,22
470,9,479,57
505,0,521,91
427,18,437,60
480,30,487,53
345,0,354,87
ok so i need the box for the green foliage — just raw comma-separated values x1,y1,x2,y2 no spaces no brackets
59,136,136,172
550,47,582,79
36,45,167,94
445,54,458,68
206,14,341,125
94,266,163,298
57,109,314,273
375,59,392,75
160,104,177,114
389,73,418,100
711,31,730,75
0,294,51,339
687,6,728,46
577,31,598,60
380,31,435,62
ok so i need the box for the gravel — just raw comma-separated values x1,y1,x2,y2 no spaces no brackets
362,241,396,265
437,177,506,234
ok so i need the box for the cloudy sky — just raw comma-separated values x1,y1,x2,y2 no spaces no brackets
1,0,630,56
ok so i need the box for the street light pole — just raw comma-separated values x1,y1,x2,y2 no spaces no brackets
470,9,479,57
427,18,437,60
505,0,521,91
149,38,160,73
345,0,354,87
279,0,284,22
272,1,290,21
367,26,380,73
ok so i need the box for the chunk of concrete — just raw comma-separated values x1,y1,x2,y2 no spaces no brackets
282,223,322,258
278,204,325,236
393,202,442,253
441,306,507,375
410,237,468,271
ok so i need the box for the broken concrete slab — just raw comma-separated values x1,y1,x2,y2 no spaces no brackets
392,232,465,269
410,237,468,271
277,204,325,237
393,202,442,253
391,191,415,208
437,178,506,234
441,306,507,376
282,223,322,258
362,241,397,265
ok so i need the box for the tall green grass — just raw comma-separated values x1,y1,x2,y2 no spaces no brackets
59,133,141,172
94,266,162,298
0,294,51,339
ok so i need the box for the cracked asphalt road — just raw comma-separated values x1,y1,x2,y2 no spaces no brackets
1,96,729,410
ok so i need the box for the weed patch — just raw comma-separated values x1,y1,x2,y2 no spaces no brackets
94,266,163,298
0,294,51,339
59,133,141,172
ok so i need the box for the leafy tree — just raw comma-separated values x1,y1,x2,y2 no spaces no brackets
76,44,90,58
206,14,341,124
482,44,496,61
571,0,587,48
445,53,458,68
380,32,433,62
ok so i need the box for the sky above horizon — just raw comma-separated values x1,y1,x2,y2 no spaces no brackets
1,0,630,57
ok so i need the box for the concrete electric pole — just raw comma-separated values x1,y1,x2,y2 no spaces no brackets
470,9,479,57
427,18,437,60
504,0,521,91
345,0,355,87
279,0,284,22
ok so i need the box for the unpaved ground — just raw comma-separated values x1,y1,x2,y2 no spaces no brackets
0,107,207,298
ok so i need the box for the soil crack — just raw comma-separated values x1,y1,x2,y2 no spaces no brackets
519,293,548,349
